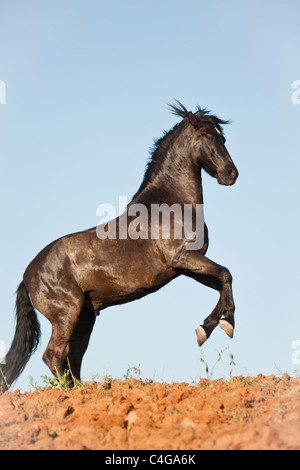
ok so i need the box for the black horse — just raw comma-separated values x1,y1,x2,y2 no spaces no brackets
0,101,238,392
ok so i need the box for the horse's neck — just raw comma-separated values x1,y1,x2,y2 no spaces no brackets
133,143,204,206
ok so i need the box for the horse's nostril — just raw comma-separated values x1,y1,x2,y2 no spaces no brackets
228,169,236,178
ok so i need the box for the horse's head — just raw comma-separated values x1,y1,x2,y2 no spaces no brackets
170,101,239,186
189,113,238,186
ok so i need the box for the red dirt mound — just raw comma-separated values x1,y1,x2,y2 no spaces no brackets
0,374,300,450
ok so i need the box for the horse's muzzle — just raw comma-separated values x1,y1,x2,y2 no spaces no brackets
217,168,239,186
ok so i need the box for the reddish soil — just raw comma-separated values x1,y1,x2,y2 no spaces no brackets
0,374,300,450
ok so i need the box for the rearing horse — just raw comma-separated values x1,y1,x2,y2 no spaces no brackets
0,101,238,391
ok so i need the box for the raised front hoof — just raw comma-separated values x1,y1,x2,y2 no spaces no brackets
219,319,234,339
195,325,207,347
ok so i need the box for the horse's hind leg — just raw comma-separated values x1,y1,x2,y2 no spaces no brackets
62,297,96,383
41,293,85,378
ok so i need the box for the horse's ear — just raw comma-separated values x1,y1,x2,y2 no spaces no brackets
188,112,200,129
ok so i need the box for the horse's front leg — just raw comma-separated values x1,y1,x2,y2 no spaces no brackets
173,252,235,346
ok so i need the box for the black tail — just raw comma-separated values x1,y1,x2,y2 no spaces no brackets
0,281,40,392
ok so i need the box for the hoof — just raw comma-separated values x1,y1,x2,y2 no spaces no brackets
219,319,234,339
195,325,207,347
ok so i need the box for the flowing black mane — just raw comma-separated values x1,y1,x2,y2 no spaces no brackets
168,100,230,136
135,100,230,197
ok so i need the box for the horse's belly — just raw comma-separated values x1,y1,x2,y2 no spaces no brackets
87,264,177,312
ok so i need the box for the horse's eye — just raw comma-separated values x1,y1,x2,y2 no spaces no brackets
206,134,214,141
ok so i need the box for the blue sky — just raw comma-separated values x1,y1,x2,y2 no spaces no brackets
0,0,300,391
